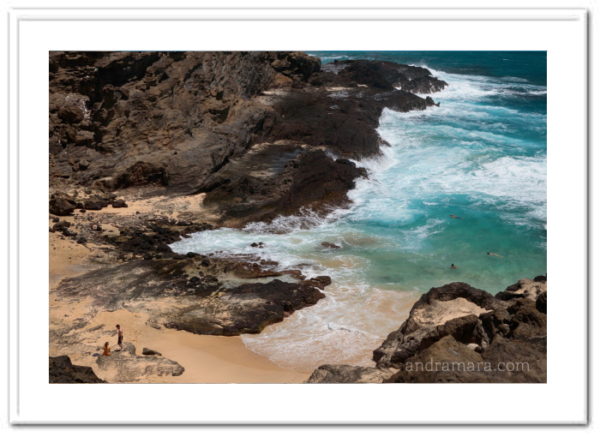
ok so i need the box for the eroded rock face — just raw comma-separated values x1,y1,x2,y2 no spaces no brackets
95,343,184,382
308,277,547,383
50,355,105,383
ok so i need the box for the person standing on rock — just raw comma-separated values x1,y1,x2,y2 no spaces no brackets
116,324,124,351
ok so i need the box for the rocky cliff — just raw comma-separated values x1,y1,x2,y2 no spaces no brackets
49,51,448,383
50,51,444,225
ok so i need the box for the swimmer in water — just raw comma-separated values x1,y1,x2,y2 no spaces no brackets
449,214,462,219
487,251,503,257
450,263,458,269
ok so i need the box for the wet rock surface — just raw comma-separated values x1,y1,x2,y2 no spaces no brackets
308,277,547,383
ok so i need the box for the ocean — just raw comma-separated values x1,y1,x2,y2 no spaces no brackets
170,51,547,371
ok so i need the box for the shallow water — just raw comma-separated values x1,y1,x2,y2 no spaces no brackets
171,51,547,371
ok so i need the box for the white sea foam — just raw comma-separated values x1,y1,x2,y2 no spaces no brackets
170,63,547,371
416,65,547,101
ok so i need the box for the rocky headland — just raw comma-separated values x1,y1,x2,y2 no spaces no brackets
48,51,545,384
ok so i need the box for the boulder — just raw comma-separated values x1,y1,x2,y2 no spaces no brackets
49,355,105,383
111,198,128,208
49,192,77,216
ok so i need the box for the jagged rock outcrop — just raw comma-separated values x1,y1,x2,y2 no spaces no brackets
307,277,547,383
319,59,447,93
49,355,105,383
50,51,445,225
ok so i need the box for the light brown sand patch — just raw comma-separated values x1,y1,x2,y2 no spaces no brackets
50,298,309,383
49,231,101,288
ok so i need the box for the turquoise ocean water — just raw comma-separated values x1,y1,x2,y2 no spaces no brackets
171,52,547,370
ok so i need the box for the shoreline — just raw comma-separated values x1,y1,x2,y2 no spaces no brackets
48,52,545,384
50,217,310,383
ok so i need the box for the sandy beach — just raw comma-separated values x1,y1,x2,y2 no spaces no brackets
49,198,309,384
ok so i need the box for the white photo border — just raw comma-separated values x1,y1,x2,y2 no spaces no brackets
7,5,589,425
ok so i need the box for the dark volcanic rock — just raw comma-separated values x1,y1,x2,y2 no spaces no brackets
536,291,547,314
372,282,506,368
324,59,447,93
111,198,128,208
49,192,77,216
50,52,445,223
164,279,326,336
262,88,436,160
142,347,162,356
49,51,321,195
79,193,114,210
200,143,367,224
50,355,105,383
56,256,327,336
115,162,169,189
307,276,547,384
57,257,221,307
